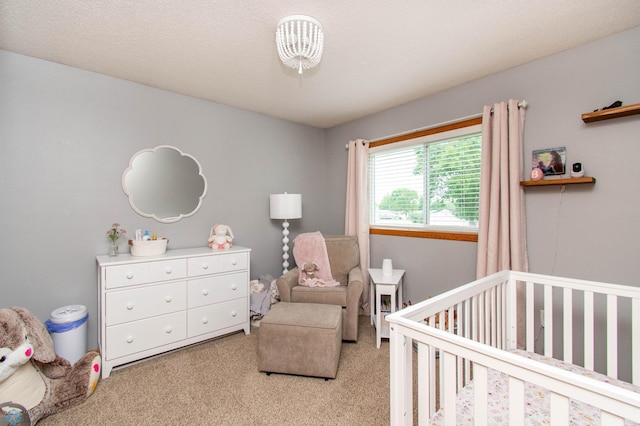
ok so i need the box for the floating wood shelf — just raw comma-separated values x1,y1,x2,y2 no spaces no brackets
581,103,640,123
520,176,596,187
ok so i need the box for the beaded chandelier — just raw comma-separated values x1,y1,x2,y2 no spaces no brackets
275,15,324,75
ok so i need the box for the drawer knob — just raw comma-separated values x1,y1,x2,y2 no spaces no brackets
202,317,209,324
202,263,209,270
165,326,173,334
165,296,173,303
126,336,134,343
231,310,237,317
126,272,134,279
126,303,134,310
202,289,209,296
231,260,237,265
165,267,173,275
231,284,237,291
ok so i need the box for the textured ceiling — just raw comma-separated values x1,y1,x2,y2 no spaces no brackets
1,1,640,128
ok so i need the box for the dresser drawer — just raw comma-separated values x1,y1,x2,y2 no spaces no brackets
218,252,248,273
187,272,248,308
148,259,187,283
105,259,187,289
105,312,187,360
187,252,248,277
105,281,187,326
187,298,247,338
105,263,149,289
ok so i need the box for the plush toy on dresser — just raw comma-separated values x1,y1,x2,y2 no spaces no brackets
0,307,101,424
208,224,234,249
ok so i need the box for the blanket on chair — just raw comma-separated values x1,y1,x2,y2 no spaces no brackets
293,232,340,287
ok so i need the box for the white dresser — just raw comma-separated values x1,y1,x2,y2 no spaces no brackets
96,246,251,378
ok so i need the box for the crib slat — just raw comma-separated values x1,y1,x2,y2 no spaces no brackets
486,288,491,346
479,294,486,345
544,284,553,357
455,303,463,391
417,342,432,425
526,280,534,351
549,392,569,425
508,376,525,424
427,316,441,418
498,282,504,349
473,364,488,426
464,300,471,385
443,352,457,426
490,287,496,347
584,291,594,370
607,294,618,378
634,298,639,385
563,287,573,363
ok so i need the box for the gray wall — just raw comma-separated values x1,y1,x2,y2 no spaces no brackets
2,25,639,351
326,26,640,305
0,50,330,347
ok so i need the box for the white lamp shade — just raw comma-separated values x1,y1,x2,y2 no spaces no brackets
270,193,302,219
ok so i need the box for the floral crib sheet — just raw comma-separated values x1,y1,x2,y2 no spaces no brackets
430,349,640,425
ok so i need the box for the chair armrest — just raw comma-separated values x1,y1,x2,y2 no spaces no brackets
276,268,299,302
346,266,364,303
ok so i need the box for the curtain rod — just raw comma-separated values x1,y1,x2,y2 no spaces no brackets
346,100,528,148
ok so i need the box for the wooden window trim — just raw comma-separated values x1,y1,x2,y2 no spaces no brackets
369,116,482,243
370,227,478,242
370,116,482,148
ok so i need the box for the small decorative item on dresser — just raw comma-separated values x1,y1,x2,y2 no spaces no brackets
208,224,234,249
106,223,126,256
129,238,169,257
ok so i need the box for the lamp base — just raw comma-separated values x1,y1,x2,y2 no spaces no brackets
281,220,290,275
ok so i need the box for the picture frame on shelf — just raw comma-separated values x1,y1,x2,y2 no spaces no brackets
532,146,566,176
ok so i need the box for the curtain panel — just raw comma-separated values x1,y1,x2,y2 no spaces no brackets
477,100,529,277
345,139,370,315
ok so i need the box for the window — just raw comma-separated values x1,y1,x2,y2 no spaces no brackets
369,118,482,239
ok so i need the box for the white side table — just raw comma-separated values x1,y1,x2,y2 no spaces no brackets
369,268,405,348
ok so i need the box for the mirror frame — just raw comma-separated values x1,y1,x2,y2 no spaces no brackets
122,145,208,223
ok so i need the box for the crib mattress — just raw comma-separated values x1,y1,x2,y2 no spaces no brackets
430,349,640,425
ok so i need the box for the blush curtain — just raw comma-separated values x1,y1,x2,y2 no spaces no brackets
345,139,370,315
476,100,528,347
476,100,529,277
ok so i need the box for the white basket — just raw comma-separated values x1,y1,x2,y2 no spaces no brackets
129,238,168,257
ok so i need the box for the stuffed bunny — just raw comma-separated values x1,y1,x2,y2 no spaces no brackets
0,307,101,424
208,224,234,249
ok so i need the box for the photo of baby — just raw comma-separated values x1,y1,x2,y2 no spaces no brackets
532,147,566,176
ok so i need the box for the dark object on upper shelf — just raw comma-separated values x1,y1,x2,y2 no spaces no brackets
593,100,622,112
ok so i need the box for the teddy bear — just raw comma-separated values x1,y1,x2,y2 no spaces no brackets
208,224,234,249
0,307,101,424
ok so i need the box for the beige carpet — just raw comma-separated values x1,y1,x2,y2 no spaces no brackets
39,316,396,426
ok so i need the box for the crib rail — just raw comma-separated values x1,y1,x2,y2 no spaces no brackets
387,270,640,425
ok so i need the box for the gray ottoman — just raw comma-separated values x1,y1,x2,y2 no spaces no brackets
258,302,342,379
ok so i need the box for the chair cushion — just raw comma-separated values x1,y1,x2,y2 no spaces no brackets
291,284,347,307
324,235,360,285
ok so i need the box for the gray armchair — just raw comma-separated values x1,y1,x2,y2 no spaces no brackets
276,235,363,341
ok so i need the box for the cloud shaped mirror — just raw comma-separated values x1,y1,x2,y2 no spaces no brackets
122,145,207,223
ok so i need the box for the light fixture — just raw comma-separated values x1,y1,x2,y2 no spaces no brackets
270,193,302,274
275,15,324,75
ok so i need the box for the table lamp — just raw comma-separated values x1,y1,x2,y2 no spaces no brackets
270,193,302,274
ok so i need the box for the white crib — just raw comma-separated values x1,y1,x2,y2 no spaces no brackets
386,270,640,425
